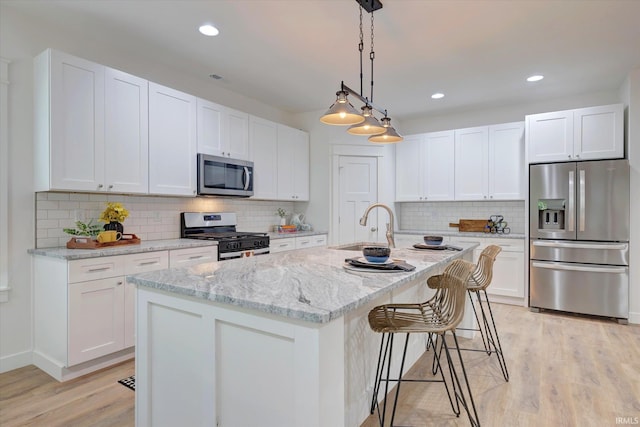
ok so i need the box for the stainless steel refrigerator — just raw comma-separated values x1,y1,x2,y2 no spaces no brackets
529,159,630,321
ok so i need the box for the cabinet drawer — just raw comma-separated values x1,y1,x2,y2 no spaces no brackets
125,251,169,274
295,235,327,249
68,257,125,283
169,247,217,268
270,238,295,253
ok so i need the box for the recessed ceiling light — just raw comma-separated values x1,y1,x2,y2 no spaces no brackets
199,24,219,37
527,75,544,82
431,93,445,99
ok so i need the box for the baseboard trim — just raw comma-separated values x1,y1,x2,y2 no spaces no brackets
628,310,640,325
33,348,135,382
0,350,32,374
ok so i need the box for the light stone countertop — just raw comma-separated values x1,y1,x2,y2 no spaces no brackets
28,238,218,260
127,242,477,324
397,230,525,240
268,230,328,240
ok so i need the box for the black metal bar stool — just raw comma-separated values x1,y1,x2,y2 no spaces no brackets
368,258,481,427
430,245,509,382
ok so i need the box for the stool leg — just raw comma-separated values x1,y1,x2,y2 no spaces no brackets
480,289,509,382
443,331,481,427
370,332,389,415
468,290,490,353
388,334,410,426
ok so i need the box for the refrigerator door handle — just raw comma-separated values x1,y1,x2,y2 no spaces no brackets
531,261,627,274
532,240,628,251
579,169,585,232
568,170,575,232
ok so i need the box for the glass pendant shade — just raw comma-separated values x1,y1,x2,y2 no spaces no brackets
368,117,403,143
347,106,386,135
320,91,365,125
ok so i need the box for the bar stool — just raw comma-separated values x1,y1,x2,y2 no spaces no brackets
430,245,509,382
368,259,480,427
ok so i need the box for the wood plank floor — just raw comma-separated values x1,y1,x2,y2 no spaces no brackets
0,304,638,426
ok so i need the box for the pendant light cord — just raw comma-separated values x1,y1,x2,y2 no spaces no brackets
358,6,364,97
370,11,375,103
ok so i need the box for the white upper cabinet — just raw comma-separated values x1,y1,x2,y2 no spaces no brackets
35,49,149,194
249,116,278,199
148,82,197,196
527,104,623,163
225,108,250,160
277,124,309,201
454,126,489,200
395,132,455,202
35,49,106,192
197,101,250,160
196,98,224,156
104,68,149,194
488,122,525,200
455,123,524,201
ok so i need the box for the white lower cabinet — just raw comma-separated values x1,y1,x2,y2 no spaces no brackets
33,250,181,381
270,234,327,253
448,237,525,303
169,246,218,268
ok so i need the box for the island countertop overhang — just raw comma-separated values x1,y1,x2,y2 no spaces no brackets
127,243,478,324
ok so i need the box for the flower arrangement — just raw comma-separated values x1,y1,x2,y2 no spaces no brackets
276,208,287,218
99,202,129,223
63,219,102,237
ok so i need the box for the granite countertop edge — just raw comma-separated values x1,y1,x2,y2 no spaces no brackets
127,243,476,324
396,230,525,239
28,239,218,260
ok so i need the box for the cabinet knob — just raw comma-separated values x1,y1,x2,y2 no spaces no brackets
108,185,113,190
568,155,572,158
117,281,123,286
575,154,580,158
490,195,493,199
98,184,103,189
370,227,377,232
484,195,487,199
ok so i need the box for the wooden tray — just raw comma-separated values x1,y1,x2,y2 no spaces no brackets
449,219,489,232
66,234,141,249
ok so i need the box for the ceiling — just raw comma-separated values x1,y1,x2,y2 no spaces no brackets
5,0,640,121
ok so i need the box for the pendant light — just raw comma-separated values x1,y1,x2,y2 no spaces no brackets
368,116,403,143
347,105,385,135
320,90,365,125
320,0,402,144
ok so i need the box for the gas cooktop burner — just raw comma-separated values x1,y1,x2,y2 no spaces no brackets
188,231,268,240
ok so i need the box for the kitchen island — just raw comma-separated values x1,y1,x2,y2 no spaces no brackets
128,242,477,427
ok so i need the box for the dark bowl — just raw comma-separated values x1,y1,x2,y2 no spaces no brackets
423,235,444,246
362,246,390,263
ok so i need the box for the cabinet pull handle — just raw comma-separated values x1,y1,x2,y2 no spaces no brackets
87,267,111,272
138,261,159,266
188,255,204,259
117,281,124,285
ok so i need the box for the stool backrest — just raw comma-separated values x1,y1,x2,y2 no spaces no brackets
470,245,502,291
434,259,476,330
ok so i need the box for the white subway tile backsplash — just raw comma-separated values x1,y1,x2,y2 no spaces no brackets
35,192,296,248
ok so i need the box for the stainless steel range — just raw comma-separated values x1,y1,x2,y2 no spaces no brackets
181,212,269,261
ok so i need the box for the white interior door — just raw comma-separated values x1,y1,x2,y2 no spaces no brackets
337,156,378,245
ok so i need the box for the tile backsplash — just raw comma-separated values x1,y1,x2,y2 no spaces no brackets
397,200,525,234
36,192,296,248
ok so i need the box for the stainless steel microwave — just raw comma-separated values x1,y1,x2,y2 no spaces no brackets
197,153,254,197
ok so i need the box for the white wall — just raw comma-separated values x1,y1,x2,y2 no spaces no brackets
0,4,296,371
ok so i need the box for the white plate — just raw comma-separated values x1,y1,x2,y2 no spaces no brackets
356,256,393,265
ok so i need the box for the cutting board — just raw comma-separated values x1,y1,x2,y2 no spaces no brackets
449,219,489,232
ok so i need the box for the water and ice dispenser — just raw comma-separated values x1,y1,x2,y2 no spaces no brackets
537,199,565,230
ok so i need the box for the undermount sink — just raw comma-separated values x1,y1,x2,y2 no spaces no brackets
330,242,388,251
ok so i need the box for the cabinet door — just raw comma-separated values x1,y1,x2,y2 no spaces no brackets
249,116,279,199
454,127,489,200
68,277,125,365
526,110,573,163
488,250,524,298
292,128,310,201
395,134,423,201
423,131,455,201
574,104,624,160
49,50,105,191
488,122,524,200
196,98,224,156
149,82,197,196
105,68,149,194
225,108,249,160
276,125,309,200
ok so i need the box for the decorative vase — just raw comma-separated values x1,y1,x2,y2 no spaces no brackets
104,221,124,233
280,217,286,226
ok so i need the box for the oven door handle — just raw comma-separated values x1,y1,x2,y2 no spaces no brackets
531,261,627,274
243,167,251,191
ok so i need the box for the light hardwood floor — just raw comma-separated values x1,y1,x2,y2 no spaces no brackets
1,304,638,427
